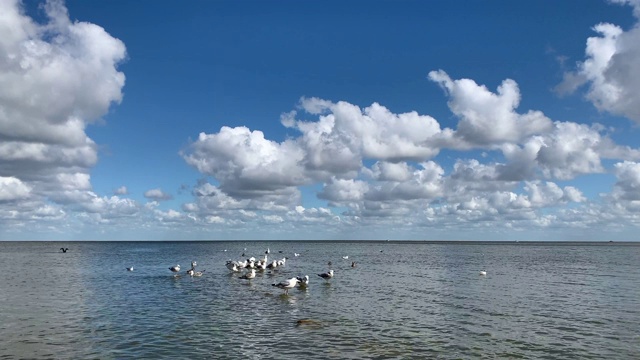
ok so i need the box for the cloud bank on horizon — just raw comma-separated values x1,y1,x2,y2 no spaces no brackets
1,0,640,240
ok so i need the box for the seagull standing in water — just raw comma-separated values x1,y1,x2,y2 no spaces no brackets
317,270,334,281
296,275,309,288
272,277,300,294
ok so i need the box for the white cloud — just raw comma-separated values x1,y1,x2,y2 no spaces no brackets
114,186,128,195
429,70,553,147
0,0,126,223
144,188,172,201
611,161,640,202
182,127,307,199
557,5,640,122
0,176,31,201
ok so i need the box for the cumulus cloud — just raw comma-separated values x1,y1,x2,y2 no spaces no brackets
557,2,640,122
144,188,172,201
114,186,128,195
0,0,126,226
429,70,553,147
0,176,31,201
182,127,307,200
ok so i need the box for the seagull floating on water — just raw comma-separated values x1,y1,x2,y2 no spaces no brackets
479,270,487,276
318,270,334,280
272,277,300,294
169,264,181,274
342,256,349,259
240,269,256,280
126,267,134,271
187,269,205,277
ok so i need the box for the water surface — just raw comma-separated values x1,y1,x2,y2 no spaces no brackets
1,241,638,359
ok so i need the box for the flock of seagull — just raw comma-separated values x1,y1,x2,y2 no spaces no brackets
157,247,341,295
59,246,487,289
224,247,337,294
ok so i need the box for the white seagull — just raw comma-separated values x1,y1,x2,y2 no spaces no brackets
479,270,487,276
126,266,134,271
169,264,181,273
272,277,300,294
317,270,334,280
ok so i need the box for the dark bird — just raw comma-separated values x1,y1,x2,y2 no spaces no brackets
317,270,334,280
60,248,68,253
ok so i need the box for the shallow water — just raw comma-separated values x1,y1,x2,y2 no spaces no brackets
1,241,639,359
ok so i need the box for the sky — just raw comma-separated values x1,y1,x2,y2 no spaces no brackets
2,0,640,241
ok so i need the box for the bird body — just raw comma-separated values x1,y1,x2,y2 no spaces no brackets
126,267,134,271
240,269,256,280
318,270,334,280
272,277,299,294
297,275,309,288
187,269,205,277
479,270,487,276
60,248,68,253
169,264,180,273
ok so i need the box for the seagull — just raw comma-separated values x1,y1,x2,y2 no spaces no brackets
169,264,181,274
187,269,205,277
60,248,68,253
126,267,134,271
479,270,487,276
318,270,334,280
351,261,356,268
294,253,300,257
272,277,300,294
265,248,270,254
296,275,309,288
342,256,349,259
240,269,256,280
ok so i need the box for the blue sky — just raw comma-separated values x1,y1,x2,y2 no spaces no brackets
2,0,640,240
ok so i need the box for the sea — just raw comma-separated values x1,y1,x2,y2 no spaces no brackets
0,241,638,359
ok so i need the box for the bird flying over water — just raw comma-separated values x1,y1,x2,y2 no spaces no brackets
60,248,68,253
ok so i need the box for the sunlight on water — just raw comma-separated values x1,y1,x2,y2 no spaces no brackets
0,241,639,359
